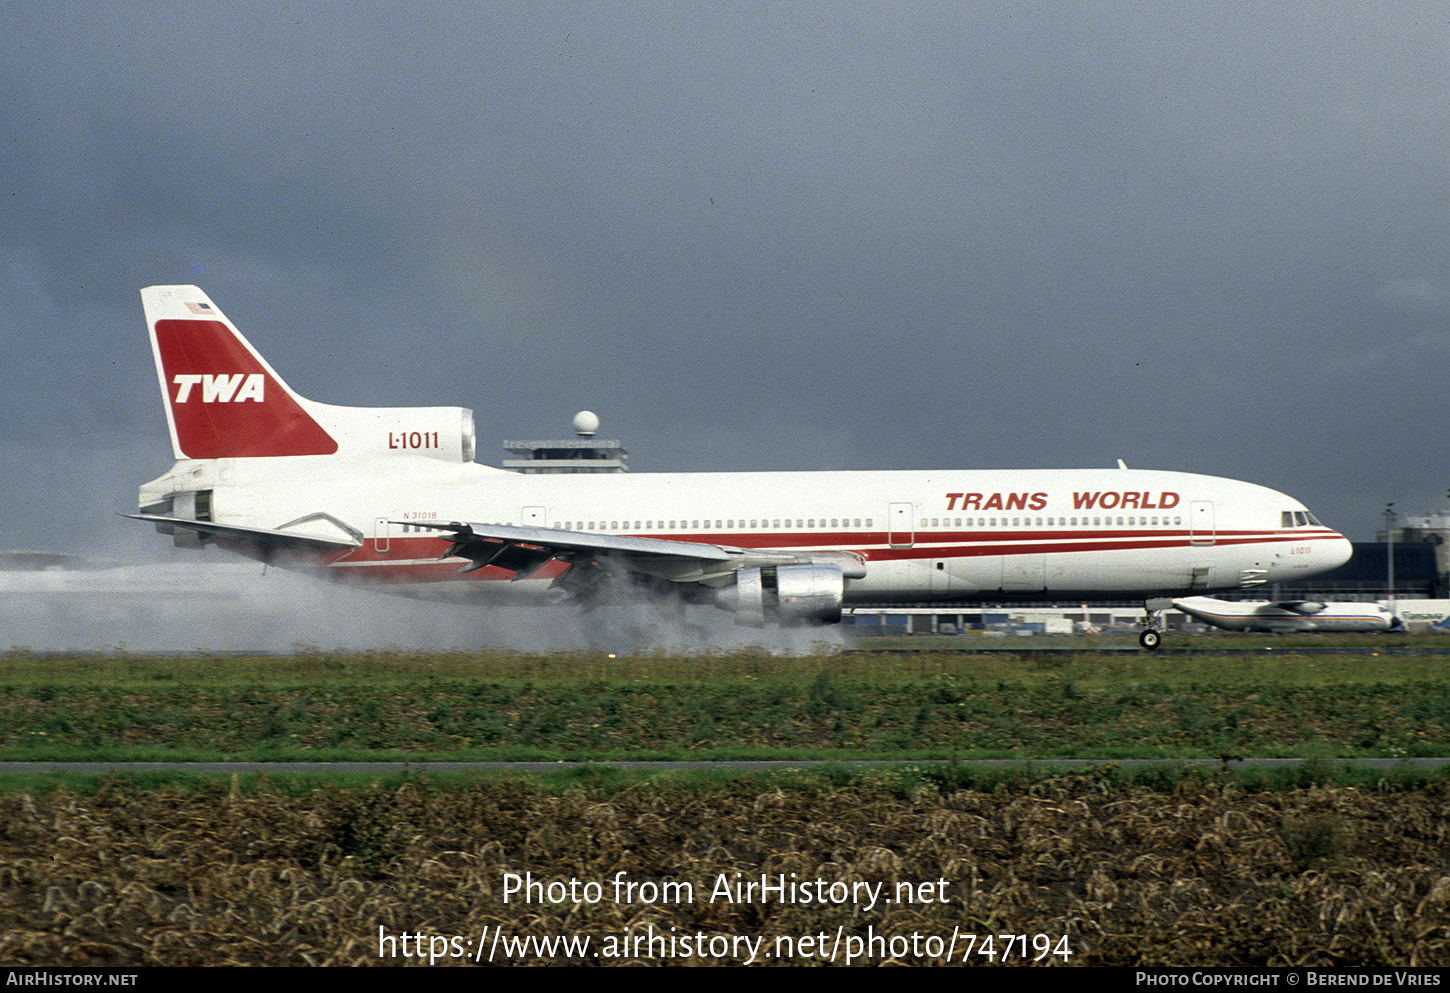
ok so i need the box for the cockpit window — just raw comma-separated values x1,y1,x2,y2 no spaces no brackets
1294,512,1308,527
1282,512,1295,528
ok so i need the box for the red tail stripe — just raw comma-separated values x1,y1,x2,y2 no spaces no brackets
155,319,337,458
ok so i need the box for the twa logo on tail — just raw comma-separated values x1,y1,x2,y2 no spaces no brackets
145,288,337,459
173,373,266,403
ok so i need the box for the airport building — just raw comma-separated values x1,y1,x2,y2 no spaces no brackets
1285,542,1440,600
1376,512,1450,594
501,411,628,474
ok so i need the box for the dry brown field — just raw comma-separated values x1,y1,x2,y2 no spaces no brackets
1,775,1448,966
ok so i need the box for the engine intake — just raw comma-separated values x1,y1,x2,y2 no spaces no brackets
718,563,845,626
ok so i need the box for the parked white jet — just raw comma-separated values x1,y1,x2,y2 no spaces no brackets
129,286,1353,648
1172,597,1399,633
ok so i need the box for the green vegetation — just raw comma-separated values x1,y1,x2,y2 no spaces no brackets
0,644,1446,761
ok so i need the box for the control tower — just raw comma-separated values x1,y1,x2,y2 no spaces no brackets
501,411,628,474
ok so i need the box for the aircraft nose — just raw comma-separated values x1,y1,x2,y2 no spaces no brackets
1322,533,1353,571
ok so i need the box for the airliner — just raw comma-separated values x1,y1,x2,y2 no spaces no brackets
1172,597,1399,633
129,285,1353,648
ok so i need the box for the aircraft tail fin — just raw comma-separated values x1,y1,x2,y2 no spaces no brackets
142,285,479,465
143,285,339,459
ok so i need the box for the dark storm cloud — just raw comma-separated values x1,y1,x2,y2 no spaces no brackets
3,1,1448,550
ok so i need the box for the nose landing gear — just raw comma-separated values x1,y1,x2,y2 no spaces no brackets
1139,598,1174,650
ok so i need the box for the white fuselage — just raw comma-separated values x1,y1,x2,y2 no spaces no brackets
1172,596,1395,632
142,455,1353,604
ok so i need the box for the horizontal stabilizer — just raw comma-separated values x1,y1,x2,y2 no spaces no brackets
124,514,362,551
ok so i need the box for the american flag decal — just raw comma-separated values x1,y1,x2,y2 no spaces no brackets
186,301,214,315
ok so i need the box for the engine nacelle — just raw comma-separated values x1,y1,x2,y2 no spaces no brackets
322,405,476,464
717,563,845,626
775,564,845,623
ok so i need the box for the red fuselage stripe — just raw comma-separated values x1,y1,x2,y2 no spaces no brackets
306,528,1344,583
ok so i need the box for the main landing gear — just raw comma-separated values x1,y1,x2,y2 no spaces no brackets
1139,598,1174,650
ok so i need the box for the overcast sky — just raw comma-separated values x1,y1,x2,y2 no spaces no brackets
4,2,1448,554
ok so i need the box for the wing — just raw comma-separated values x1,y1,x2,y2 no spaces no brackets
412,520,730,581
407,519,863,580
403,520,866,621
125,513,362,553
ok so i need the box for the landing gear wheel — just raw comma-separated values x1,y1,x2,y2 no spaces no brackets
1139,597,1173,651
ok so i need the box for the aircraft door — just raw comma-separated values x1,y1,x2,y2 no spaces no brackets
1189,501,1216,546
1003,553,1047,592
888,503,914,548
373,518,391,554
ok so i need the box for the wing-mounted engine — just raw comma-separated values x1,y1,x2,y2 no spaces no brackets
404,520,863,625
716,560,855,626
